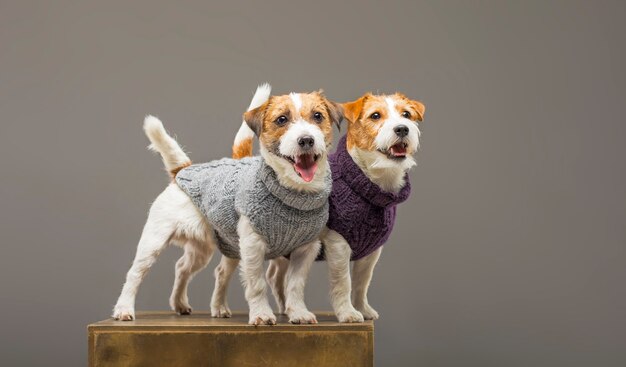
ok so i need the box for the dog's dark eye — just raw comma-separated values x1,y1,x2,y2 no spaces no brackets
402,111,411,119
312,111,323,122
370,112,381,120
275,115,288,125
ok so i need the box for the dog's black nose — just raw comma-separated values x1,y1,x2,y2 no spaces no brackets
394,125,409,137
298,136,315,149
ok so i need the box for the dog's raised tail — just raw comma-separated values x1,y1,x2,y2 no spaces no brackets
232,83,271,159
143,115,192,178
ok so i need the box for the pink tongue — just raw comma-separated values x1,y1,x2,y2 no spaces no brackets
294,154,318,182
390,144,407,156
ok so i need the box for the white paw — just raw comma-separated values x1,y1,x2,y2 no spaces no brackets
356,304,379,320
174,305,193,315
336,307,365,323
170,297,193,315
249,308,277,325
211,303,232,318
287,309,318,324
112,305,135,321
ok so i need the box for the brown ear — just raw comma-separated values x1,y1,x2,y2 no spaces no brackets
342,94,370,124
243,100,269,136
409,100,426,121
324,100,344,131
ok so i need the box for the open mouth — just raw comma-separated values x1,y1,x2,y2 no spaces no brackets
284,153,320,182
379,142,408,160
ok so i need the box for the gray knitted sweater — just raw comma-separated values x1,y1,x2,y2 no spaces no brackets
175,157,331,259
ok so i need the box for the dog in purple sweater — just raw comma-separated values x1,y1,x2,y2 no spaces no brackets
216,86,425,322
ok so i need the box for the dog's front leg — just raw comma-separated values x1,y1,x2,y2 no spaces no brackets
352,247,382,320
323,229,365,323
237,216,276,325
284,240,321,324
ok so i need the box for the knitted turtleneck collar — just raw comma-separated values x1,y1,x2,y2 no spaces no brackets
330,135,411,208
258,160,332,211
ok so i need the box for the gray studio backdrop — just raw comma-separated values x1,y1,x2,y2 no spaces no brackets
1,1,625,366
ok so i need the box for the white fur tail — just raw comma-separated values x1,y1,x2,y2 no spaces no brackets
233,83,271,159
143,115,191,178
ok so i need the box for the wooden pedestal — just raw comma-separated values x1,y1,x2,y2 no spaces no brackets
88,311,373,367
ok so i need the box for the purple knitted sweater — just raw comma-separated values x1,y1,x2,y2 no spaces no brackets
323,135,411,261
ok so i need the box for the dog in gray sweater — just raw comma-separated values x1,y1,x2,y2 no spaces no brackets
113,85,342,325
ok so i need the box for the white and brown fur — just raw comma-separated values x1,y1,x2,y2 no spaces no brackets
228,90,425,322
112,85,342,325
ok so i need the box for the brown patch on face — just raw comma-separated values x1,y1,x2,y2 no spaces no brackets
247,92,338,156
393,93,426,121
232,137,253,159
343,94,388,151
257,94,292,154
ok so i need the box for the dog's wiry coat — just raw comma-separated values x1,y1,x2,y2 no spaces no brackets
113,85,340,325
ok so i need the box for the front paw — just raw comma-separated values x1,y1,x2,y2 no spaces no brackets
356,304,379,320
211,303,232,318
336,307,365,323
112,305,135,321
170,298,193,315
287,309,318,324
174,305,193,315
249,308,277,325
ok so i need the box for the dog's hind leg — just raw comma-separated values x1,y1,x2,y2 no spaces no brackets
266,257,289,314
351,247,382,320
210,255,239,318
170,240,214,315
112,195,177,321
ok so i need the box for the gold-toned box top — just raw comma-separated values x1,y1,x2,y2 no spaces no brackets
89,311,374,332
